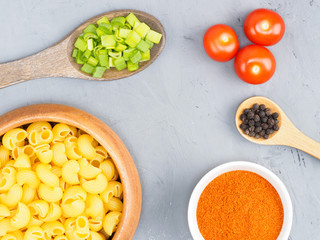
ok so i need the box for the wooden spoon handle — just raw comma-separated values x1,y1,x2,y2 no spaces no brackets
286,128,320,160
0,40,72,88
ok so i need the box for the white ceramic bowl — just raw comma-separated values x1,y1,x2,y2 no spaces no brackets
188,161,293,240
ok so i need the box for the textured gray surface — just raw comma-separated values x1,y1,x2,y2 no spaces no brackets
1,0,320,239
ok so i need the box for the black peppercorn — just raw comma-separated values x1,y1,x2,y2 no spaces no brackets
259,104,266,110
240,114,247,121
264,134,269,139
260,130,265,136
272,112,279,119
255,134,261,139
249,132,255,137
254,115,260,122
262,117,268,123
244,108,250,114
267,118,275,126
249,126,255,132
244,129,250,135
273,124,279,131
262,123,269,130
259,111,265,118
255,122,261,127
247,111,254,119
255,126,262,133
266,129,274,135
240,124,247,130
248,120,255,126
265,109,272,116
252,103,259,110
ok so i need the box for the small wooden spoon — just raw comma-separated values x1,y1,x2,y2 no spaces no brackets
235,96,320,160
0,9,166,88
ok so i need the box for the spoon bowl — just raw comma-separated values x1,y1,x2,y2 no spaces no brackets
0,9,166,88
236,96,320,160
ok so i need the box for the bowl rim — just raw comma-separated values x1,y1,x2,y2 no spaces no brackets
0,104,142,240
188,161,293,240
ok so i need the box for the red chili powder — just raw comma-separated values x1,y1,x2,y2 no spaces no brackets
196,170,284,240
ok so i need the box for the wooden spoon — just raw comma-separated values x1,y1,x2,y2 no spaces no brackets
235,96,320,160
0,9,166,88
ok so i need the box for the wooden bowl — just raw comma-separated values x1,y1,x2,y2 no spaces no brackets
0,104,142,240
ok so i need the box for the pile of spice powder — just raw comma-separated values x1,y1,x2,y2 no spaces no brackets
196,171,284,240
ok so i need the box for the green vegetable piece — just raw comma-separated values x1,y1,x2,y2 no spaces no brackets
119,29,131,39
115,43,127,52
133,21,140,30
81,63,95,74
76,50,84,64
82,49,91,60
93,45,103,58
111,17,126,27
72,49,78,58
135,23,150,38
97,16,110,25
87,56,99,66
127,61,139,72
146,30,162,44
108,51,122,59
126,13,140,27
92,66,107,78
97,23,113,36
145,39,154,49
130,50,142,64
101,35,116,49
123,48,135,61
98,54,109,68
114,57,127,71
123,23,132,30
87,39,94,51
125,31,141,48
74,37,87,52
109,58,115,67
83,32,98,41
136,40,150,53
83,24,97,34
140,49,150,62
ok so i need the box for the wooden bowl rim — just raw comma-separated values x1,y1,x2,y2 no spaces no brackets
0,104,142,240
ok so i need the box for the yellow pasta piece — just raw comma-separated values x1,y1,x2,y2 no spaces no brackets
23,225,45,240
79,158,102,180
14,153,31,169
20,145,36,161
2,128,27,150
36,164,59,187
28,200,50,218
77,134,96,160
0,166,16,192
103,211,122,236
51,166,62,178
65,144,82,160
51,143,68,167
52,124,71,142
81,174,108,194
104,197,123,212
88,231,106,240
36,129,54,145
38,184,63,203
0,218,18,236
74,215,90,239
54,234,68,240
85,194,104,218
2,230,24,240
24,216,43,229
62,199,85,218
0,184,22,208
27,121,52,133
62,186,87,203
101,181,123,203
0,204,10,220
11,202,31,229
40,203,62,222
42,221,65,239
62,160,80,185
21,184,36,204
68,125,78,137
99,160,115,182
16,169,40,188
95,146,109,160
0,145,10,168
36,147,53,164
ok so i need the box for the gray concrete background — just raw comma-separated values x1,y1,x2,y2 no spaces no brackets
1,0,320,239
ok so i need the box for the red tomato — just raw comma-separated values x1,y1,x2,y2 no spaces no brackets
203,24,239,62
244,8,285,46
234,45,276,84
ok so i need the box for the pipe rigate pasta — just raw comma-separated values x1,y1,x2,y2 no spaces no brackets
0,121,123,238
